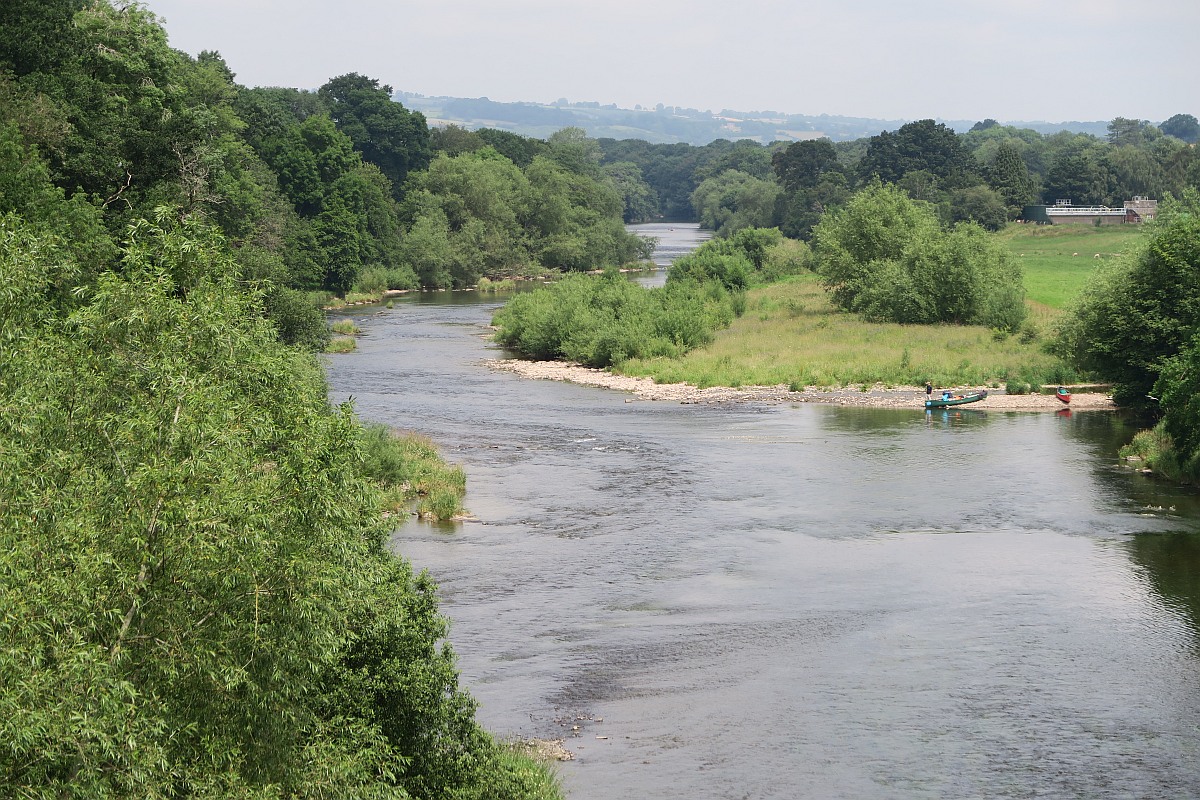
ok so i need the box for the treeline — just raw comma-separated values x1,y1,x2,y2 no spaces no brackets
1,2,564,797
0,1,649,351
598,114,1200,237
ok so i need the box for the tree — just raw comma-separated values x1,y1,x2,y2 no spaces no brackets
603,160,659,223
690,169,781,237
1042,150,1116,206
858,119,978,189
970,119,1000,132
0,211,559,797
1155,333,1200,474
812,181,1025,329
318,73,431,197
1058,190,1200,408
949,185,1009,231
1106,117,1161,148
0,0,86,77
1160,113,1200,144
546,126,603,176
772,139,841,193
987,140,1036,216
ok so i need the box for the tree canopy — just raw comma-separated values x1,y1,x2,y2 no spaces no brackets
812,181,1025,330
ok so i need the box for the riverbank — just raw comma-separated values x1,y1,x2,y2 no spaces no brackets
487,359,1117,411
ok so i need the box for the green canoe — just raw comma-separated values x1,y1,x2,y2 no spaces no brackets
925,389,988,409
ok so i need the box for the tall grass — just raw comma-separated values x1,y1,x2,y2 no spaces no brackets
360,424,467,521
618,274,1073,389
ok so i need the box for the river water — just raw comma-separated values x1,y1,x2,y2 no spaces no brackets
324,225,1200,799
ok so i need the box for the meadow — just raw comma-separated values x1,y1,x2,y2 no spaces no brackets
618,223,1145,390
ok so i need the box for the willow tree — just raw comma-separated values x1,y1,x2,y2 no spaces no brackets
0,212,559,798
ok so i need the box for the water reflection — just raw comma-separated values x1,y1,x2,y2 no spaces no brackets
1127,531,1200,648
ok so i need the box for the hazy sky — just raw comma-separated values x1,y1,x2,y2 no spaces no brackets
142,0,1196,123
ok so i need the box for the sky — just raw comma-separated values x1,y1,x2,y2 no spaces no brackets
142,0,1198,124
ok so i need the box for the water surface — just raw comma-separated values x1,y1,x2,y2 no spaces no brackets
325,275,1200,799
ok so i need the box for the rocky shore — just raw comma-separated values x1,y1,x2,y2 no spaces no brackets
486,359,1117,411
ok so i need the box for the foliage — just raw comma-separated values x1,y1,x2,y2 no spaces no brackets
318,73,431,197
1155,333,1200,478
948,185,1009,231
0,211,559,798
603,160,659,223
619,274,1067,390
813,181,1026,330
398,146,648,287
1160,113,1200,144
668,227,804,289
858,119,979,189
358,425,467,520
986,141,1037,217
264,285,333,351
1056,190,1200,408
772,139,842,193
690,169,781,236
492,270,740,367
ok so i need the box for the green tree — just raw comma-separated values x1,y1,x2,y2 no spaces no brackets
1058,190,1200,408
772,139,841,192
1155,333,1200,475
603,160,659,223
318,73,431,198
1160,113,1200,144
1106,117,1161,148
987,140,1036,216
813,181,1024,329
0,211,561,798
0,0,86,77
1042,150,1116,205
691,169,781,236
858,119,978,189
949,185,1009,231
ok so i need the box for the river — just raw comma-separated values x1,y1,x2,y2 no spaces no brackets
324,224,1200,799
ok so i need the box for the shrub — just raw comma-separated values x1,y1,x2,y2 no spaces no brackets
263,286,331,352
492,271,740,367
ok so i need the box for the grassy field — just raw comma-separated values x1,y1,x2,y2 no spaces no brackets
1000,223,1142,309
618,275,1073,389
617,223,1148,390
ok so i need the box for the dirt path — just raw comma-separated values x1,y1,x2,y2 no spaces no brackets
486,359,1116,411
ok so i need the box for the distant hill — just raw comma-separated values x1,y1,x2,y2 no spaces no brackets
395,92,1111,145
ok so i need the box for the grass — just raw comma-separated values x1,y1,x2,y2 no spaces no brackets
618,275,1075,388
999,223,1142,309
614,223,1148,390
330,318,360,336
325,336,357,354
361,424,468,522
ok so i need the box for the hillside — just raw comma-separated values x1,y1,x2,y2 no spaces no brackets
396,91,1112,145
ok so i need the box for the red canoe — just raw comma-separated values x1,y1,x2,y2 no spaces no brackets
1055,387,1071,404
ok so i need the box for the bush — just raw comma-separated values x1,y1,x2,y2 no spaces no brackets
263,285,331,352
492,270,740,367
813,182,1026,330
360,424,467,520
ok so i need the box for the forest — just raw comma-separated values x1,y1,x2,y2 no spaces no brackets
4,0,1200,796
